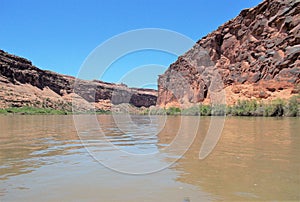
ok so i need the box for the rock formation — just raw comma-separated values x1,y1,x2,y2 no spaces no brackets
157,0,300,107
0,50,157,111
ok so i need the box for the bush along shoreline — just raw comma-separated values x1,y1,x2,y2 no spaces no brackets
1,95,299,117
147,95,300,117
0,106,111,115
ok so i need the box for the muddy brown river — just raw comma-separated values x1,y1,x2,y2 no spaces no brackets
0,115,299,201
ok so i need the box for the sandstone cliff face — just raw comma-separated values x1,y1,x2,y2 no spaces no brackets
158,0,300,107
0,50,157,110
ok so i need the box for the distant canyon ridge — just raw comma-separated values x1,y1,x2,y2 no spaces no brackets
0,0,299,110
0,50,157,111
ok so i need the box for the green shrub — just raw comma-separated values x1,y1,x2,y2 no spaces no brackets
285,96,300,117
182,105,200,116
166,107,181,115
228,100,258,116
0,107,69,115
199,105,212,116
263,99,285,117
211,104,226,116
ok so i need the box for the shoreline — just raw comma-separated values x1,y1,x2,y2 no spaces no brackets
1,96,299,117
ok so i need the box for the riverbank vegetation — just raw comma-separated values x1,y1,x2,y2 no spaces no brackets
0,107,110,115
147,95,300,117
0,107,71,115
1,95,299,117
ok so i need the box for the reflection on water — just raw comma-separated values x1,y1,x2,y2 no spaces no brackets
173,117,300,201
0,116,82,181
0,115,299,201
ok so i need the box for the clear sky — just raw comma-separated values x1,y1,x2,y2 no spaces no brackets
1,0,262,88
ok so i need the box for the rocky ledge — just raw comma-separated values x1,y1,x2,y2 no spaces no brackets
0,50,157,111
157,0,300,108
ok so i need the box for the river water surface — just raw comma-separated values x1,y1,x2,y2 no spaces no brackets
0,115,299,201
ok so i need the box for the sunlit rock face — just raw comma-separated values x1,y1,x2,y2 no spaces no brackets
158,0,300,107
0,50,157,110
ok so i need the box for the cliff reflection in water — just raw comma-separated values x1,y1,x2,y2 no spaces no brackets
171,117,300,201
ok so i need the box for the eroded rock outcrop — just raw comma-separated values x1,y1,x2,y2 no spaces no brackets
0,50,157,110
158,0,300,107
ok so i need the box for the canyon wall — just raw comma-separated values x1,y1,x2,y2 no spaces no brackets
157,0,299,107
0,50,157,111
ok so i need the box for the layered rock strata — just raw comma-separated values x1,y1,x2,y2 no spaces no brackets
158,0,300,107
0,50,157,110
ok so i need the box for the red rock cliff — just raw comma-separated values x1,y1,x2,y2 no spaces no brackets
157,0,300,107
0,50,157,110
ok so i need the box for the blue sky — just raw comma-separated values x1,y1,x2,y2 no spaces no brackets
0,0,262,88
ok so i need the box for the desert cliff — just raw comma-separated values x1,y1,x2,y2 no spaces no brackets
0,50,157,111
157,0,299,108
